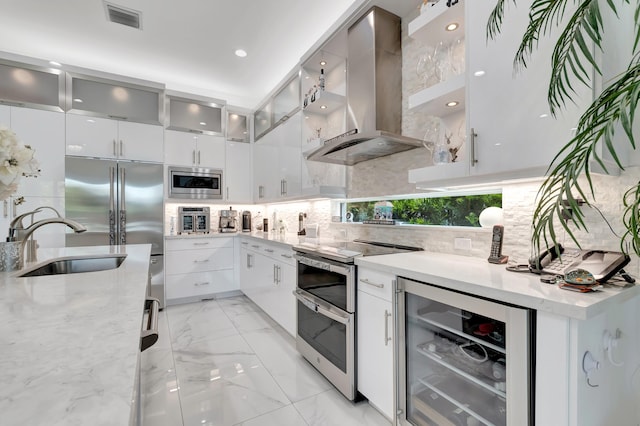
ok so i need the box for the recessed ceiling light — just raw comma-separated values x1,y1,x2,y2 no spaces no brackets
446,101,459,107
445,22,459,31
235,49,247,58
49,61,61,67
539,113,549,119
73,98,83,103
199,122,207,126
474,70,486,77
320,60,327,66
86,119,95,123
230,114,238,119
320,105,327,109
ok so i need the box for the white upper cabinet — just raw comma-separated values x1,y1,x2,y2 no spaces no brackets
225,140,252,203
66,114,163,162
253,111,302,202
465,0,589,179
407,0,591,187
1,106,65,197
164,130,224,168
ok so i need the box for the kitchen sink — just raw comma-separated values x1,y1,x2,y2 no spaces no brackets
18,254,127,277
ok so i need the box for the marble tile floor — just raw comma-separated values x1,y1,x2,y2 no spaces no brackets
141,296,391,426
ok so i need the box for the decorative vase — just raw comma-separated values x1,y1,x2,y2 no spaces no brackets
0,241,22,272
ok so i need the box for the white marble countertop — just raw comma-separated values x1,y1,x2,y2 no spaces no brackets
356,251,640,320
0,244,152,426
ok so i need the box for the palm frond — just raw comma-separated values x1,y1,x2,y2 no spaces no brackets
532,57,640,255
622,182,640,254
487,0,514,40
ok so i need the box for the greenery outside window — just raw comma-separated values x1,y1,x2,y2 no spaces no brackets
344,193,502,227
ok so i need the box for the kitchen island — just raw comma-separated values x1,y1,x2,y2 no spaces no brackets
0,244,152,426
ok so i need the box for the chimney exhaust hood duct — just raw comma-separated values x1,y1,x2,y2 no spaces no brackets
306,7,423,166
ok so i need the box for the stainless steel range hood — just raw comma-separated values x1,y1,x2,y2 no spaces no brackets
306,7,423,166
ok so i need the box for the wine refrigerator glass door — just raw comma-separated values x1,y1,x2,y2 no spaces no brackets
396,277,532,426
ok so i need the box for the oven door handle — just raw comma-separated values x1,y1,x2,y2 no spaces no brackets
294,254,352,275
293,290,350,325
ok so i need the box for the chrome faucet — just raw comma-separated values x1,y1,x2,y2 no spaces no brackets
19,217,87,266
7,206,62,242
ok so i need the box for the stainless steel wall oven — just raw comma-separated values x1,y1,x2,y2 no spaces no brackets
293,240,423,401
293,252,357,400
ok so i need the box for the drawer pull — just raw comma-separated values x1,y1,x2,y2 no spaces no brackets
194,282,210,286
360,278,384,289
251,245,260,249
264,248,274,253
193,259,210,263
241,241,248,245
281,254,293,259
192,242,210,246
384,309,392,346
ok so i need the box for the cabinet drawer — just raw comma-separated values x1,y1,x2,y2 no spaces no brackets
165,247,233,275
357,268,395,302
261,245,296,266
166,270,235,299
166,237,233,251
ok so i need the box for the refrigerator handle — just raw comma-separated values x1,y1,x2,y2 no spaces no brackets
120,167,126,245
109,166,116,245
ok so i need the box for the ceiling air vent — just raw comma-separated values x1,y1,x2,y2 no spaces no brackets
104,2,142,30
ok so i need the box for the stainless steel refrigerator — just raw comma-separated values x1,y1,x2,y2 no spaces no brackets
65,156,165,307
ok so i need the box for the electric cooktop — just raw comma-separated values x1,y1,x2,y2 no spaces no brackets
293,239,423,263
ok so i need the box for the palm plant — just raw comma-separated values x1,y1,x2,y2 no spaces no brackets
487,0,640,256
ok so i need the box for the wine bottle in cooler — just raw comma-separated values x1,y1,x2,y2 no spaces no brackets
319,68,325,91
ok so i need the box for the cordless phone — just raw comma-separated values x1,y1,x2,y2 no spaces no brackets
488,225,508,264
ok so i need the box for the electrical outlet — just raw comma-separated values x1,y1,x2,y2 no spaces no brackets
454,238,472,251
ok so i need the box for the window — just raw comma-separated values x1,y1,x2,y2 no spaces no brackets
344,193,502,227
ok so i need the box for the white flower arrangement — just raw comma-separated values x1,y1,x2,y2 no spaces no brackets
0,126,40,201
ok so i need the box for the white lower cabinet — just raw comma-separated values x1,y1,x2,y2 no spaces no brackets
239,239,296,336
165,237,236,303
357,267,396,420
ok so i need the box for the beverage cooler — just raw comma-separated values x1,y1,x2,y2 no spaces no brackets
395,277,534,426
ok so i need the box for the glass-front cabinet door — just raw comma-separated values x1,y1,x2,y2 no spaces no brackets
396,278,532,426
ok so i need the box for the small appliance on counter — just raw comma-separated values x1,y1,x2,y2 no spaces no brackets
178,206,210,234
219,207,238,233
297,212,307,235
241,211,252,232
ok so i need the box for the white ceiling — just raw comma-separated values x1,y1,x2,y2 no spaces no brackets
0,0,417,109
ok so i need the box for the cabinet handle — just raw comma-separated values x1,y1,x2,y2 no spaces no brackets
281,254,292,259
3,200,7,218
273,264,277,283
277,265,281,284
197,150,201,165
113,139,117,156
241,241,248,245
283,179,287,195
192,242,210,246
251,244,260,249
193,259,210,263
259,185,264,199
247,253,253,268
470,127,478,166
226,187,229,200
384,309,392,346
193,150,196,165
360,278,384,289
12,201,16,218
194,282,210,286
264,248,274,253
119,140,123,156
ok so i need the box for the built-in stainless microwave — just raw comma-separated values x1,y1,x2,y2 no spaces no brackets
168,166,222,199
